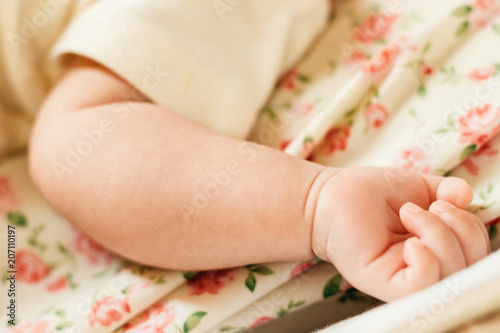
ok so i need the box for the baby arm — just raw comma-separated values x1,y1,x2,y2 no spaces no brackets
29,56,328,270
30,57,489,301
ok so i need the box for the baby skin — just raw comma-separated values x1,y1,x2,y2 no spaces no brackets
29,56,490,302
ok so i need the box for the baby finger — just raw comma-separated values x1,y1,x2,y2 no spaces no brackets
429,200,490,266
400,202,466,278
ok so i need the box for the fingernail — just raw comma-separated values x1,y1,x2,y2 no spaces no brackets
404,202,422,213
431,200,452,214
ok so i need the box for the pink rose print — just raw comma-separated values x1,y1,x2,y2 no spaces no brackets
46,276,68,292
473,142,498,156
0,176,21,216
486,216,500,228
467,66,497,81
322,126,351,155
280,68,298,90
280,139,292,151
364,103,389,129
88,296,130,327
279,68,310,91
289,99,314,118
393,35,418,53
476,0,500,13
421,63,433,76
123,303,175,333
71,231,115,266
475,0,497,10
461,159,480,176
346,51,368,63
249,316,273,328
352,13,398,44
187,269,236,295
458,105,500,145
16,249,51,283
460,142,498,176
471,0,500,27
362,44,401,81
303,139,315,159
124,281,151,295
398,149,431,174
290,261,316,279
9,319,54,333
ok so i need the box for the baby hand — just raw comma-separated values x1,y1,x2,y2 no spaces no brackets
310,167,490,301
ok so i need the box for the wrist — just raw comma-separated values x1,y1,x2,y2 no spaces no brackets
304,166,341,262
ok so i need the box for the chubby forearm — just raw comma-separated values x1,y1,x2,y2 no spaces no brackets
30,98,330,270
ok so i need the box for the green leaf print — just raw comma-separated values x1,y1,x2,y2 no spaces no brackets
452,5,473,16
417,85,427,97
297,74,310,83
460,144,477,161
183,271,198,280
155,275,167,284
183,311,207,333
447,114,456,127
435,128,449,134
250,265,274,275
494,64,500,76
27,226,49,252
264,106,277,121
421,42,431,54
440,66,462,84
303,136,314,144
277,300,307,316
328,60,338,73
219,326,245,333
323,274,343,298
455,21,470,36
293,300,306,307
338,288,367,303
488,225,498,240
55,309,66,319
58,244,69,254
473,184,496,213
479,191,487,201
344,108,357,119
55,321,75,330
409,108,417,118
493,25,500,35
245,272,257,292
7,211,28,227
443,169,453,177
66,273,78,289
243,265,273,292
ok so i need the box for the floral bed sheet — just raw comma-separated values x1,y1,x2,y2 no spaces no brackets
3,0,500,332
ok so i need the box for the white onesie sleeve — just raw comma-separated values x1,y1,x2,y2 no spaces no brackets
51,0,329,139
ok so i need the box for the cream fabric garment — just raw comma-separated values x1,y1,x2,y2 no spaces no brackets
0,0,329,156
0,0,91,157
51,0,329,139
